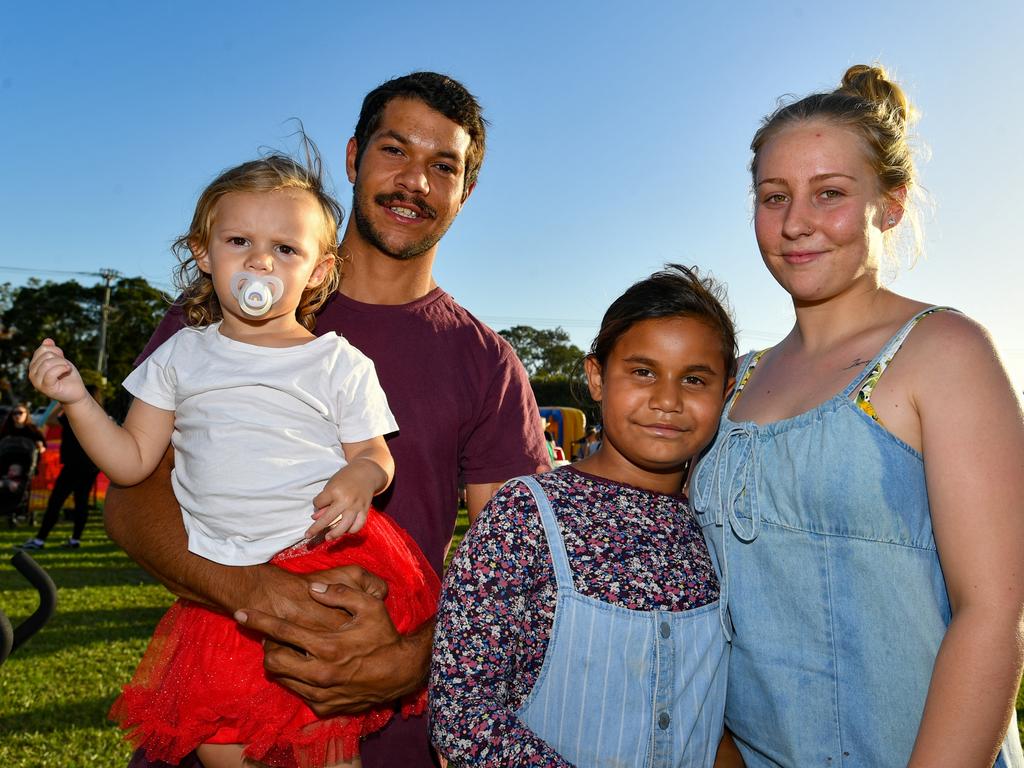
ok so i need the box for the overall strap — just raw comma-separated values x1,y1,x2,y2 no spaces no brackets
518,476,575,592
844,306,957,405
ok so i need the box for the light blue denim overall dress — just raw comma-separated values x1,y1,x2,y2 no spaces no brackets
690,307,1023,767
513,476,728,767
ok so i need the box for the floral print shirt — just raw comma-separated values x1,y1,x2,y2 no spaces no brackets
428,466,719,766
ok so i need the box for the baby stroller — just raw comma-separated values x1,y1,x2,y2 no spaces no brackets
0,436,40,528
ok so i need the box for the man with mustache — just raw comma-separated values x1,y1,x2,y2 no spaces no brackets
107,72,550,768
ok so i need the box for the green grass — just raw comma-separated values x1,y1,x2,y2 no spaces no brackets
0,506,475,768
446,503,471,569
1,508,1021,768
0,517,174,767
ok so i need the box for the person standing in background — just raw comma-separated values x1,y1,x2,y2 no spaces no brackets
19,385,102,550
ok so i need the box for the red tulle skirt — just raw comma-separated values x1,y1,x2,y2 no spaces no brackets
108,509,440,768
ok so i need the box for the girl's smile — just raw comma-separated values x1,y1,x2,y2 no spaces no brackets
580,316,731,495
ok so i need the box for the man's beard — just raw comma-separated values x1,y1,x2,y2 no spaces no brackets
352,188,452,262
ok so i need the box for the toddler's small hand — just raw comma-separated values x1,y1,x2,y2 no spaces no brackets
28,339,86,404
306,470,373,542
305,501,369,543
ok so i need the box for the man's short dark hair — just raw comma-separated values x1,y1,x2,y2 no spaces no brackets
353,72,487,195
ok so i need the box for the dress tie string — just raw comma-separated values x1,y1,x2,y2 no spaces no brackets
698,423,761,640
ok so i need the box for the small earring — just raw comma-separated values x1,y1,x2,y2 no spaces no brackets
886,216,896,226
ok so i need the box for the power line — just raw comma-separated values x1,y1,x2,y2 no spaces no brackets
0,265,111,279
0,265,175,294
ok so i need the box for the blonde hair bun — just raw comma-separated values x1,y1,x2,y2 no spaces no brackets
839,64,915,133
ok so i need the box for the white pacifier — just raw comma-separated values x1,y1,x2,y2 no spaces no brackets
229,272,285,317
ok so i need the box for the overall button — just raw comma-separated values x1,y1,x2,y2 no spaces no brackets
658,712,670,729
659,622,670,639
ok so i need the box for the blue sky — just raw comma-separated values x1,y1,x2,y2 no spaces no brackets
2,0,1022,392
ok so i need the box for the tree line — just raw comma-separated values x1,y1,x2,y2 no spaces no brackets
0,278,168,420
0,280,593,423
497,325,597,422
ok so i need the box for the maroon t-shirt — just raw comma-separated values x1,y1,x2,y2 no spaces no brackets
131,286,549,768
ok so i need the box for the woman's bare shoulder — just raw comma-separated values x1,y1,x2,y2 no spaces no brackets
903,308,1000,364
898,307,1018,418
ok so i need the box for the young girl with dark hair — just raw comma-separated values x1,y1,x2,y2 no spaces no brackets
429,265,737,767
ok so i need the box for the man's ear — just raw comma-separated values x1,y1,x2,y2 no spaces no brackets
583,356,604,404
345,137,359,184
460,179,477,204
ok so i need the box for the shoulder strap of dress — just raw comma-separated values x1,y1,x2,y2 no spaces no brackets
728,349,768,408
844,306,959,401
517,475,575,591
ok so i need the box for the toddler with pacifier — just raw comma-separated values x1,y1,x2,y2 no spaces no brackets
29,141,438,768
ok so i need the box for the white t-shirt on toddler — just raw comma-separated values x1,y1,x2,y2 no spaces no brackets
123,322,399,565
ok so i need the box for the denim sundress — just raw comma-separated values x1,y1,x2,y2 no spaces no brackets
691,307,1023,767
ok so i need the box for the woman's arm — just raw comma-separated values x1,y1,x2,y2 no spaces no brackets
428,484,573,767
907,314,1024,766
27,422,47,454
